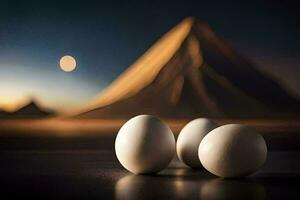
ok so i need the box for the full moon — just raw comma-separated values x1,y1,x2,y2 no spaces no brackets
59,55,76,72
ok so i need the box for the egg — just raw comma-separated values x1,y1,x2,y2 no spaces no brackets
115,115,175,174
176,118,217,168
199,124,267,178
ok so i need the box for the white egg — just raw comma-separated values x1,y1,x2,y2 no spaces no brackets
176,118,217,168
115,115,175,174
199,124,267,178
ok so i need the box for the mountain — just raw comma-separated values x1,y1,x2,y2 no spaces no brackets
0,100,54,119
78,17,300,119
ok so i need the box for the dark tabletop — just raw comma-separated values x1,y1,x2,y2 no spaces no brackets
1,137,300,200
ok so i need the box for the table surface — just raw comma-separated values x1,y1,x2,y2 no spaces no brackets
1,141,300,200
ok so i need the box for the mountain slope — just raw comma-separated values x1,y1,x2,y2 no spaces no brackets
0,100,54,119
78,17,300,119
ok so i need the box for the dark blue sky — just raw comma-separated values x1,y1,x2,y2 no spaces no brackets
0,0,299,111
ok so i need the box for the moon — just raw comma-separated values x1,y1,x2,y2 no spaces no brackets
59,55,76,72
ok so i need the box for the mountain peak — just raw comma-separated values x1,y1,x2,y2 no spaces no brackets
0,98,54,119
180,16,195,26
14,99,53,117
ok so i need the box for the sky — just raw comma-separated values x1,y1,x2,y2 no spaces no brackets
0,0,299,112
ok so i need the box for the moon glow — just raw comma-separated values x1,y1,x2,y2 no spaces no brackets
59,55,76,72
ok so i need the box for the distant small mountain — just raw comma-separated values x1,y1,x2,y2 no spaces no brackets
77,17,300,119
0,100,54,119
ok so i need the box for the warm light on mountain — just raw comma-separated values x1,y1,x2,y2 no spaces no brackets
77,17,300,119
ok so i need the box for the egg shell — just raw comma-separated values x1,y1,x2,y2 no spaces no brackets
199,124,267,178
176,118,217,168
115,115,175,174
